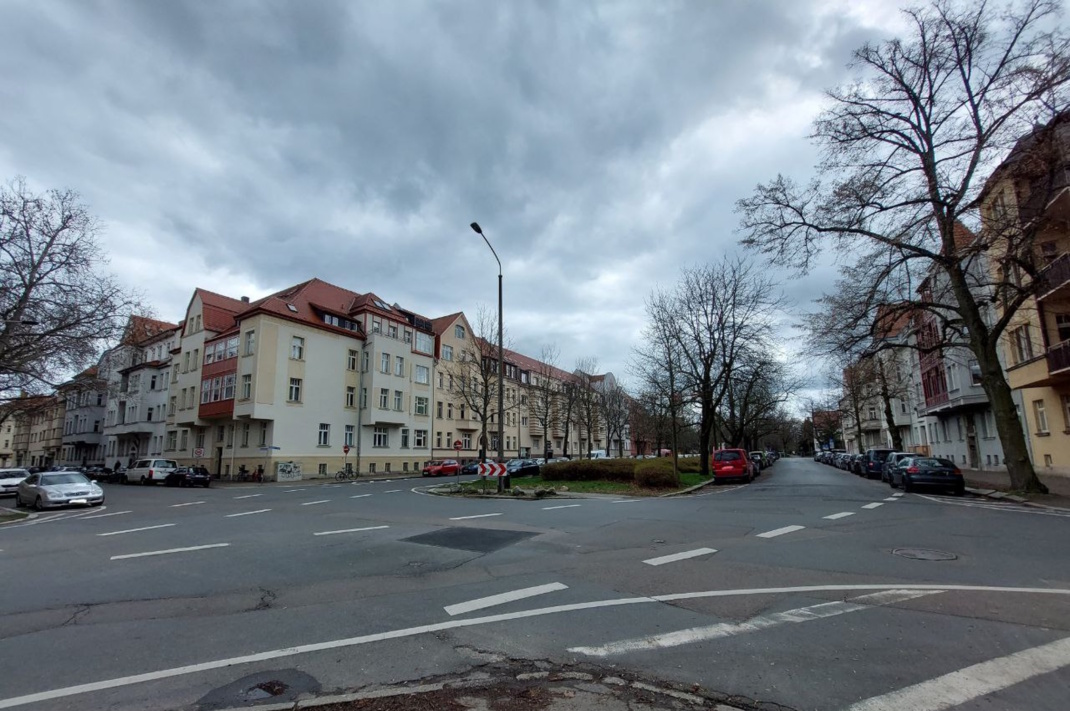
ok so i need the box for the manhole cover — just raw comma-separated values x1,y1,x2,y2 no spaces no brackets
405,527,536,553
893,547,958,561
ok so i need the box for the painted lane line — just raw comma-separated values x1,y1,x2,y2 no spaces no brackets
861,503,884,509
844,635,1070,711
883,497,899,502
450,513,502,520
97,524,175,537
892,492,904,498
823,512,855,520
302,500,330,506
610,499,643,504
643,548,718,567
170,501,205,508
233,494,262,500
384,489,402,493
756,525,805,538
313,525,390,537
284,489,306,493
543,504,581,510
81,510,132,520
569,589,941,657
445,583,569,616
226,509,271,518
350,494,373,499
1,584,1068,710
111,543,230,561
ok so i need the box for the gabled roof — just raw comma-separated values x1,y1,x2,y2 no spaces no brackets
431,312,465,336
122,315,178,346
872,303,915,340
195,289,250,334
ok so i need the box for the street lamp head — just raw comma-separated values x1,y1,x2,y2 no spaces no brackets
470,222,483,235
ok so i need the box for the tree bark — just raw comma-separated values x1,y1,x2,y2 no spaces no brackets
876,359,903,450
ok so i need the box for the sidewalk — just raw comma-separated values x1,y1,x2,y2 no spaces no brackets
961,467,1070,507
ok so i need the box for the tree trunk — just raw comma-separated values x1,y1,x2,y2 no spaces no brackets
979,348,1047,493
698,394,713,476
876,360,903,450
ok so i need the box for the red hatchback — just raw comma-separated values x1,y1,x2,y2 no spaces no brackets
422,459,460,477
712,449,753,483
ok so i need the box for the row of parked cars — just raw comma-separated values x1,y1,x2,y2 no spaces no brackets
710,449,780,483
814,448,965,495
422,458,544,477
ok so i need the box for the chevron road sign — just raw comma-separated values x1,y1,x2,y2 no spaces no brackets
478,462,507,477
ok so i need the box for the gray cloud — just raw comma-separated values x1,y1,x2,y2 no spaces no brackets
0,0,905,384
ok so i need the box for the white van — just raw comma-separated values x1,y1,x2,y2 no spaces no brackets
124,458,179,485
586,450,608,459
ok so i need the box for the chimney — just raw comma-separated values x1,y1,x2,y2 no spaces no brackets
241,296,250,303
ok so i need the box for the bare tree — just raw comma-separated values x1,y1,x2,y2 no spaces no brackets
0,177,139,400
599,380,631,458
526,344,561,458
558,377,580,459
739,0,1069,491
718,354,801,450
574,357,601,457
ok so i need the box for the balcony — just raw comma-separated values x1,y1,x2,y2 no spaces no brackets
107,420,156,436
1036,252,1070,301
1007,340,1070,389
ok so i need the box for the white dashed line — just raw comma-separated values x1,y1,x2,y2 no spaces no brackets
845,635,1070,711
450,513,502,520
569,589,941,657
233,494,262,500
643,548,718,566
883,497,899,502
98,524,175,537
350,494,372,499
383,490,402,493
284,489,306,493
226,509,271,518
81,510,131,520
862,503,884,509
301,500,330,506
111,543,230,561
892,493,904,498
756,525,806,538
542,504,581,510
823,512,855,520
610,500,643,504
313,525,390,537
444,583,569,616
170,501,204,508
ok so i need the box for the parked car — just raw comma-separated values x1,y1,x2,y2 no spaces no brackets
881,452,914,483
422,459,460,477
124,458,179,486
0,468,30,496
860,448,896,479
891,456,965,495
15,471,104,510
712,448,753,483
505,459,540,477
165,465,211,488
749,452,767,469
460,461,481,476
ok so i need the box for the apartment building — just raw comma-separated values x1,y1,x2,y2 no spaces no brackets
166,279,436,479
100,316,180,468
57,366,106,468
0,416,18,466
987,111,1070,476
13,395,64,468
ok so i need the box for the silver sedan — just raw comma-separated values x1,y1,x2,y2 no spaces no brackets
15,471,105,510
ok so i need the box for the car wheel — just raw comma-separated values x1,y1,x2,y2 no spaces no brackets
952,485,964,497
120,474,128,485
903,476,913,493
204,481,210,488
14,493,23,508
140,476,148,486
889,475,898,489
34,496,45,511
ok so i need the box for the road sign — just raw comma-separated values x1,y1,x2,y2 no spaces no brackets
477,462,507,477
192,447,204,458
343,445,350,454
453,440,463,452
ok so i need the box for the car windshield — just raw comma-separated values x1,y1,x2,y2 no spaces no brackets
871,451,893,461
915,458,955,468
40,473,90,485
427,461,443,466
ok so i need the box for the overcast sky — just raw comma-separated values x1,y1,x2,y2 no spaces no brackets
0,0,913,397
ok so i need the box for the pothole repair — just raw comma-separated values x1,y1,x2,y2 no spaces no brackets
893,547,958,561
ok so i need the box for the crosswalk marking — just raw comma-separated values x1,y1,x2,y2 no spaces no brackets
757,525,805,538
643,548,718,566
444,583,568,616
824,512,855,520
226,509,271,518
861,503,883,509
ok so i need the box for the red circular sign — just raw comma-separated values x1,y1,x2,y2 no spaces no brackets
453,440,463,451
343,445,350,454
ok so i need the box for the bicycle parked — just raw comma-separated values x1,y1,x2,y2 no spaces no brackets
335,469,358,481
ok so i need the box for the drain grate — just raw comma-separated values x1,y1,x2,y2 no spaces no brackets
893,547,958,561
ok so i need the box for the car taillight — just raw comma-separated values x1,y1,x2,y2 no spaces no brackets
953,467,962,475
906,466,919,474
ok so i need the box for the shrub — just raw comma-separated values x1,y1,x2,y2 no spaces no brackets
634,459,681,488
541,458,635,482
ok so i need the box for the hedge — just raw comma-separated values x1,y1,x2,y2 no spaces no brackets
634,459,681,488
539,458,635,482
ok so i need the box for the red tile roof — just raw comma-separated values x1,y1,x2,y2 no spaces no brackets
122,315,179,345
431,312,465,336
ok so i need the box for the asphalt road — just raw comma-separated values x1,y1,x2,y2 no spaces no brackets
1,458,1068,710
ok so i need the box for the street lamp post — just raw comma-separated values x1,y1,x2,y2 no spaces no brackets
469,222,505,491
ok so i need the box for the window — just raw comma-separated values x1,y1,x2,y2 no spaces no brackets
347,349,358,370
436,431,443,448
388,323,398,339
368,463,376,474
969,360,982,386
414,429,427,448
291,336,305,360
1034,399,1050,433
442,345,453,361
150,375,157,390
460,404,466,420
415,365,430,384
192,348,199,369
242,423,250,447
867,406,877,420
223,373,236,400
379,388,389,408
146,407,153,422
415,332,433,353
195,314,201,331
203,344,213,365
373,427,388,448
1040,241,1059,265
1057,314,1070,344
381,352,391,373
210,377,221,402
179,430,188,450
362,350,370,372
946,363,958,391
455,325,465,339
414,396,428,415
448,403,454,419
214,342,224,361
394,390,403,410
169,396,176,415
166,431,177,450
172,365,179,383
372,318,381,333
318,423,330,446
345,425,354,446
259,422,268,446
241,374,252,399
226,336,239,359
395,356,404,377
1013,326,1034,364
437,373,444,389
401,428,410,448
900,401,907,414
244,330,256,355
184,351,191,371
289,378,302,402
956,416,964,441
436,401,443,418
201,379,212,404
346,386,356,408
462,433,472,449
318,463,328,475
360,388,367,408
